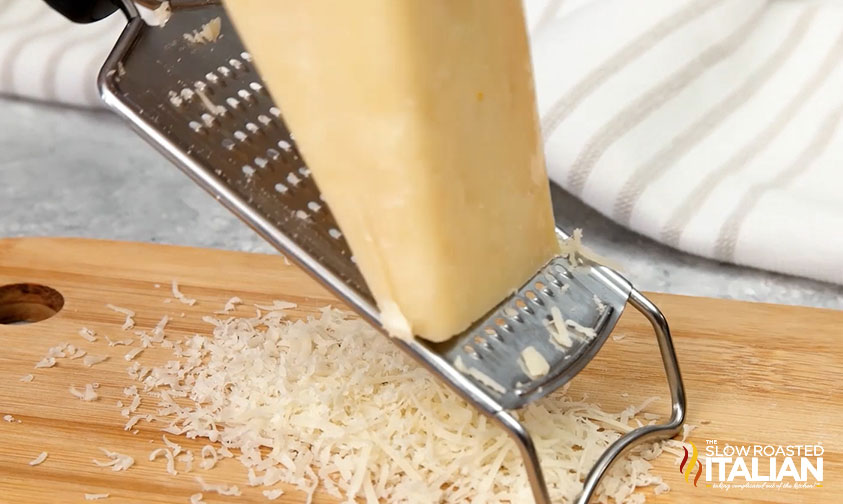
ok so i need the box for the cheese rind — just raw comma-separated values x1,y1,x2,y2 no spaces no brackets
224,0,559,342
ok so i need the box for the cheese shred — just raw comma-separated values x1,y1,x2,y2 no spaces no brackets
93,448,134,472
172,280,197,306
28,452,48,466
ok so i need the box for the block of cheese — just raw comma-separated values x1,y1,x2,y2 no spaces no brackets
224,0,559,342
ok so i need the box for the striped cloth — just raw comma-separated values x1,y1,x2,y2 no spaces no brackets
2,0,842,285
0,0,123,106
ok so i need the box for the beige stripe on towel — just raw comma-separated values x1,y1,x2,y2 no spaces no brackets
713,106,843,261
660,27,843,248
540,0,723,140
612,6,816,225
564,2,768,196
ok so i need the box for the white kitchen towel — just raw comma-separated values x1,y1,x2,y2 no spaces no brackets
0,0,123,106
524,0,843,285
2,0,843,285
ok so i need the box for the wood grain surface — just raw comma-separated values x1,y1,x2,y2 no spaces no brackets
0,237,839,503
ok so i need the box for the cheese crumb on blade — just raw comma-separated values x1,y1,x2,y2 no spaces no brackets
223,0,559,342
150,0,171,26
183,17,222,45
548,306,573,348
520,346,550,379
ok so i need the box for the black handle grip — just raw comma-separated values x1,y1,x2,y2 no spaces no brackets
43,0,121,23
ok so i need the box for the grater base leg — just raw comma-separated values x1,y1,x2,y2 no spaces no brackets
495,411,552,504
574,289,687,504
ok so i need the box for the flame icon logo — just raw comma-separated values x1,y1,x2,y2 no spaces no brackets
679,442,703,487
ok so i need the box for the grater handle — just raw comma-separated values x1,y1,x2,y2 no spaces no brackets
43,0,121,23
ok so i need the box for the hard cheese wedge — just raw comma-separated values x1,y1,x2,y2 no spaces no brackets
224,0,559,342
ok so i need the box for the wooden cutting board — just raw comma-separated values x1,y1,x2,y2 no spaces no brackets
0,237,839,504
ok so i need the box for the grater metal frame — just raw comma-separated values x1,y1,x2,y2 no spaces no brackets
95,2,687,502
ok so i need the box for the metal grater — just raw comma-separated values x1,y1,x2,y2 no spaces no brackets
50,1,687,502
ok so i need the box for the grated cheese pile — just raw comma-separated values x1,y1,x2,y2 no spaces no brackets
125,304,670,503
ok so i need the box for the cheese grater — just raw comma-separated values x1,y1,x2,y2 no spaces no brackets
50,1,686,502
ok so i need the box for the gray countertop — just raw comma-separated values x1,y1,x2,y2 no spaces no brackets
2,96,842,310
